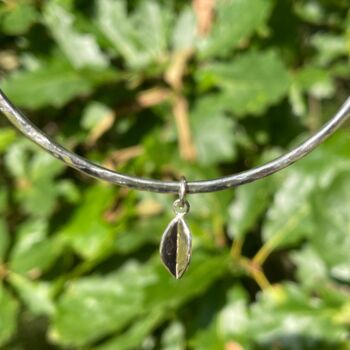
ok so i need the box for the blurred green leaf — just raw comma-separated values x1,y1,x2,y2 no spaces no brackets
291,246,328,289
310,174,350,282
0,128,17,153
134,1,171,57
0,1,38,35
161,321,185,350
228,177,272,240
262,168,315,248
295,66,335,98
5,141,67,217
96,0,170,68
263,132,350,249
94,309,166,350
1,55,117,109
0,1,349,348
50,264,145,346
172,7,196,51
0,284,19,347
114,217,164,255
8,272,55,316
311,33,348,66
0,189,7,213
191,96,236,165
198,0,273,58
4,139,29,179
142,253,229,314
56,180,80,204
9,219,63,275
249,283,349,349
197,51,291,116
50,253,228,347
191,286,248,350
190,324,224,350
44,2,108,69
0,219,9,263
58,184,116,259
294,1,325,24
81,101,113,131
96,0,139,64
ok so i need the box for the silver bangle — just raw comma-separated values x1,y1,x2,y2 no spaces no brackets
1,89,350,194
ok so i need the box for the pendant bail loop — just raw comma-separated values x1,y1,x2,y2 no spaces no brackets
173,176,190,215
178,176,187,205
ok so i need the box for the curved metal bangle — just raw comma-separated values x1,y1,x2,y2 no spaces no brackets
1,89,350,194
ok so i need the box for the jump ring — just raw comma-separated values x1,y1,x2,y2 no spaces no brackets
173,198,190,215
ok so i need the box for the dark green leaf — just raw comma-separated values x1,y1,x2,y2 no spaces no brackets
58,184,116,259
197,51,291,116
0,284,19,347
0,219,9,263
94,310,166,350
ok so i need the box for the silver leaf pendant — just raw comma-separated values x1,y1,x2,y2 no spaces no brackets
160,214,192,279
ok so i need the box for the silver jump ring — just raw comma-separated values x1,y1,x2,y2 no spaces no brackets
173,198,190,215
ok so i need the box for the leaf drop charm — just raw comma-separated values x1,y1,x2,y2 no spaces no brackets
160,177,192,279
160,214,192,279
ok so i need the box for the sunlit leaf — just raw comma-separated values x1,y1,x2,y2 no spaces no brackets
198,0,273,58
191,96,236,165
228,178,273,240
249,283,349,348
262,168,315,248
8,272,55,316
172,7,196,51
50,253,228,347
9,219,63,276
44,3,108,69
96,0,170,67
310,174,350,282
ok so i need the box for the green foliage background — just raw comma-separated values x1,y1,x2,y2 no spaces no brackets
0,0,350,349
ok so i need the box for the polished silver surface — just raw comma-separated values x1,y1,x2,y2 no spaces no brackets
159,215,192,279
1,88,350,194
